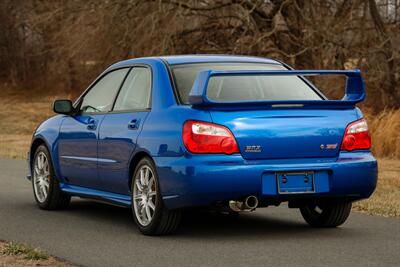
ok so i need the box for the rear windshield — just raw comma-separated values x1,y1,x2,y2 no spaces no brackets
171,63,322,103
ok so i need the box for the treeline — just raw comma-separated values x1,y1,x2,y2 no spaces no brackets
0,0,399,110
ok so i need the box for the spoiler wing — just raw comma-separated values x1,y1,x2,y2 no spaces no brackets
188,69,365,108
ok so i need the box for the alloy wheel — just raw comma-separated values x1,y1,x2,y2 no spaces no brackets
33,151,50,203
133,165,157,226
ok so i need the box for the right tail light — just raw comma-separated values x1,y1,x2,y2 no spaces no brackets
340,119,371,151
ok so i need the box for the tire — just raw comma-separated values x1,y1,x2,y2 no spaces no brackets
131,157,181,235
31,144,71,210
300,200,352,227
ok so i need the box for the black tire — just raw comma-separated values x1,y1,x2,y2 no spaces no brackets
131,157,181,235
31,144,71,210
300,200,352,227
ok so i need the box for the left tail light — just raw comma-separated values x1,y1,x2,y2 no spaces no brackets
182,120,240,154
340,118,372,151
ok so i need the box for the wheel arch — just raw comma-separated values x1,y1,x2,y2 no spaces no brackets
30,137,47,167
29,136,63,182
128,151,153,191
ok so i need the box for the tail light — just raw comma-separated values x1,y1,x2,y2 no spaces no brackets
183,120,239,154
341,119,371,151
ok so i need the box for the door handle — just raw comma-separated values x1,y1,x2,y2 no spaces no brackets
128,119,140,130
87,118,97,130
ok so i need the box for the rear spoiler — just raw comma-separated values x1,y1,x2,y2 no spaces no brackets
188,69,365,109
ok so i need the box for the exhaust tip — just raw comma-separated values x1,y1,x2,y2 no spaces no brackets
229,196,259,212
244,195,258,209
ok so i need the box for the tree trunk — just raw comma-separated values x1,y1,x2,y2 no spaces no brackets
368,0,399,107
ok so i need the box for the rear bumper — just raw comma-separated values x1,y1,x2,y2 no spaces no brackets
155,151,378,209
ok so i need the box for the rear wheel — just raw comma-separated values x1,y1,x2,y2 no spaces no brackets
131,157,181,235
32,145,71,210
300,200,352,227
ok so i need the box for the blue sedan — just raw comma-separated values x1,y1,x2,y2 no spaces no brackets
27,55,377,235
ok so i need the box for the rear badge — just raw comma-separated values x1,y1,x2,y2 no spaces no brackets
245,145,262,153
320,143,338,150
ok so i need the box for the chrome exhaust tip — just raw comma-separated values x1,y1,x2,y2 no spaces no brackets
229,195,258,212
244,195,258,210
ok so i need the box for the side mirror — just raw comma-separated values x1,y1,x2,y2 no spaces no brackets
53,99,74,115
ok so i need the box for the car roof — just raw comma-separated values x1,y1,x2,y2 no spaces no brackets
159,55,281,65
111,55,282,68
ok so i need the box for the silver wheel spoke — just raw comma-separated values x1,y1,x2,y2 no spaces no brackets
133,194,144,200
39,154,44,169
140,169,146,187
141,205,146,219
43,180,49,189
43,165,49,176
148,191,156,197
40,185,47,198
37,155,42,169
42,158,47,170
135,179,143,191
148,176,154,189
148,199,155,211
145,205,152,221
144,168,150,185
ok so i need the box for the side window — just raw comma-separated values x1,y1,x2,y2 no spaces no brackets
80,68,129,114
113,67,152,111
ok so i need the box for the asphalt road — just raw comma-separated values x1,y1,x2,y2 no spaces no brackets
0,158,399,267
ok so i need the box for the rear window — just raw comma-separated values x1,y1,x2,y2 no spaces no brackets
171,63,322,103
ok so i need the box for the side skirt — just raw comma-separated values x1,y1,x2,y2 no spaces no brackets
59,183,131,207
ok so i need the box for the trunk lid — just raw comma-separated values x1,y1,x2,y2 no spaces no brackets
210,108,358,159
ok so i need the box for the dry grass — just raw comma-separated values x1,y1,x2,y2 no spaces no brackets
0,134,32,159
0,241,74,267
367,109,400,159
0,88,70,159
353,159,400,217
0,88,399,218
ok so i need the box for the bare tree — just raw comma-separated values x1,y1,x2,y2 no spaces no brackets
0,0,398,109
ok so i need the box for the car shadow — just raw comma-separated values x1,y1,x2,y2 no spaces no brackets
66,198,134,226
177,210,350,239
64,199,358,240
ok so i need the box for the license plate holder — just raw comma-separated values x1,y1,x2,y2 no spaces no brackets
276,171,315,194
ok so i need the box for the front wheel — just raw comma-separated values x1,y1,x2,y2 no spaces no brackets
300,200,352,227
32,144,71,210
131,157,181,235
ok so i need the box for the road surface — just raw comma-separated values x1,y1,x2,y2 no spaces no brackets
0,158,399,267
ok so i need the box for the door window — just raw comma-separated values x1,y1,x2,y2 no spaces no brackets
113,67,152,111
80,68,129,114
